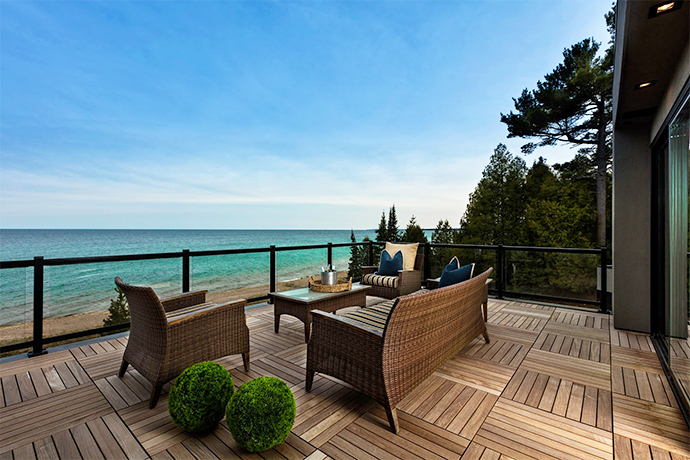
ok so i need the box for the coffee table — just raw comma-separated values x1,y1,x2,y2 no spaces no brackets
269,283,372,343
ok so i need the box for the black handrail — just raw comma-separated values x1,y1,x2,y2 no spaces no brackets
0,241,608,355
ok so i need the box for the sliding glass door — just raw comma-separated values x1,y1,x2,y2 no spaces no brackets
666,97,690,406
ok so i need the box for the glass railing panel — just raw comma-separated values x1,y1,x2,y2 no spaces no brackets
0,267,32,353
43,258,182,340
504,250,599,304
428,247,497,282
275,248,332,292
191,252,270,304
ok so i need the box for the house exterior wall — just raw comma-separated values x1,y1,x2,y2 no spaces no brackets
612,127,652,333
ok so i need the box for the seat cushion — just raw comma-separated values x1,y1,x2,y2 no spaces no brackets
378,249,403,276
166,302,217,322
362,273,399,289
339,299,395,333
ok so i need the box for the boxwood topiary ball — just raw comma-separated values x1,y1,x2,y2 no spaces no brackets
168,361,234,433
226,376,296,452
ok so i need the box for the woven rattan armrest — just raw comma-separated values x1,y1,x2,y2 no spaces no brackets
426,278,440,290
361,266,378,276
311,310,383,338
161,290,210,312
167,298,246,326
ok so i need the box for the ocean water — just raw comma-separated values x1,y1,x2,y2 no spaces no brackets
0,229,374,326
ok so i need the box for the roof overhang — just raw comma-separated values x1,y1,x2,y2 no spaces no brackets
613,0,689,129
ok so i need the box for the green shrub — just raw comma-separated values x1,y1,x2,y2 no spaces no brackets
226,376,296,452
168,362,234,433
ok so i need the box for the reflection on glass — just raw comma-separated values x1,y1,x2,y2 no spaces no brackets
667,97,690,406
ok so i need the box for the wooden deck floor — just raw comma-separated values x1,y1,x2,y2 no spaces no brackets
2,299,690,460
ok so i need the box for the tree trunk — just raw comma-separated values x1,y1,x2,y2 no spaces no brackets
596,101,607,248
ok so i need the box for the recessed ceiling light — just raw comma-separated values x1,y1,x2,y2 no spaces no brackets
649,1,683,18
658,2,675,12
634,80,657,90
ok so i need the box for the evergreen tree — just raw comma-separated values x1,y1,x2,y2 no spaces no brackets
500,4,615,246
459,144,527,245
387,205,399,242
347,230,361,278
375,212,388,242
401,215,428,244
430,219,457,276
104,286,130,326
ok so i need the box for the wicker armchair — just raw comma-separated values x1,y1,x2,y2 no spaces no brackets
360,253,424,299
114,277,250,408
306,268,492,433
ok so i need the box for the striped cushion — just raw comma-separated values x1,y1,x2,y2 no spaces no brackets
339,299,395,334
361,273,399,289
166,302,217,322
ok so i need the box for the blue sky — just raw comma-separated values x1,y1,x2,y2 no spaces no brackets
0,0,611,230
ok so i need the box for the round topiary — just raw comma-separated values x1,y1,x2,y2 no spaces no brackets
226,376,296,452
168,361,234,433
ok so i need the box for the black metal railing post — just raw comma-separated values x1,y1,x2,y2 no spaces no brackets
368,240,374,266
182,249,190,293
424,242,431,282
29,256,46,357
600,246,608,313
327,243,333,268
269,245,276,301
497,244,504,299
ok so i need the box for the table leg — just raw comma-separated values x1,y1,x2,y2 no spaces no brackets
304,321,310,343
275,313,280,333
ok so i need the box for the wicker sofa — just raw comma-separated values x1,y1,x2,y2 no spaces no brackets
306,267,492,433
360,253,424,299
115,277,250,408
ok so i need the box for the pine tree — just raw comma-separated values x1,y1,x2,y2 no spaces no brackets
387,205,399,242
431,219,457,276
375,212,388,242
401,215,428,244
500,3,615,247
459,144,527,245
348,230,363,278
104,286,130,326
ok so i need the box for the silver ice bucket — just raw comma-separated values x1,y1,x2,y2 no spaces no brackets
321,271,338,285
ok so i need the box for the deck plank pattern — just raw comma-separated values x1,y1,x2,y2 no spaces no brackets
2,299,690,459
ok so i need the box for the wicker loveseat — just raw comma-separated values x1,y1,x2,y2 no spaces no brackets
306,267,492,433
360,253,424,299
114,277,250,408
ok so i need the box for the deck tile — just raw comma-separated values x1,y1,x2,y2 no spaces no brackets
2,299,690,459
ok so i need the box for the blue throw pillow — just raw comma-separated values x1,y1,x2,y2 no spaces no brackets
378,250,403,276
438,263,475,288
445,256,460,272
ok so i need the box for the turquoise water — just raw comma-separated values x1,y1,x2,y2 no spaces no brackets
0,229,373,325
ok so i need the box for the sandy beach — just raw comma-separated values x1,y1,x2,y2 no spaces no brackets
0,272,352,348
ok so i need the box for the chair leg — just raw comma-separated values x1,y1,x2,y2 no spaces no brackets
384,404,400,434
305,370,314,392
149,383,164,409
242,352,250,372
482,329,490,344
118,359,129,377
483,301,488,322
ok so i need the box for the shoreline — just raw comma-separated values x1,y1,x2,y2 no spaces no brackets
0,272,352,347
